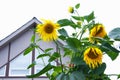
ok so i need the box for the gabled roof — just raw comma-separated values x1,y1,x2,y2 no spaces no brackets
0,17,41,48
0,17,66,49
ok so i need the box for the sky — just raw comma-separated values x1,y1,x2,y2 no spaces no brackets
0,0,120,79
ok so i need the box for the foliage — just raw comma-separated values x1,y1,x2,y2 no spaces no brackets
24,3,120,80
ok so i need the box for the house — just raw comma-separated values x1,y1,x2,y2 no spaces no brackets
0,17,66,80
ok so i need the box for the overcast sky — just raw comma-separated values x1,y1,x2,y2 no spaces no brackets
0,0,120,79
0,0,120,40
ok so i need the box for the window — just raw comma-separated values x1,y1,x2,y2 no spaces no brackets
35,49,56,76
0,66,6,76
9,52,32,76
0,48,57,77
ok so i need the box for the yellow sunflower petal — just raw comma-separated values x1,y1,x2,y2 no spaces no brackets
36,19,60,41
84,47,103,69
89,24,107,42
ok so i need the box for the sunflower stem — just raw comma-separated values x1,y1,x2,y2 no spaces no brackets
37,46,51,79
75,10,80,16
54,40,64,72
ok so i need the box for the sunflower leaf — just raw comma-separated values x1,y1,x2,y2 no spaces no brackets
48,52,61,62
37,54,50,59
117,74,120,79
69,71,85,80
75,3,80,9
100,42,119,60
27,64,54,78
57,19,72,27
66,38,81,52
108,27,120,41
56,72,65,80
72,16,84,21
31,35,35,43
45,48,53,53
57,19,77,29
58,28,69,37
27,61,36,69
90,63,106,75
84,11,95,23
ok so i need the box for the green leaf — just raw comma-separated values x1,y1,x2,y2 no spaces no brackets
62,74,70,80
69,71,85,80
27,61,36,69
24,46,34,55
31,35,35,43
70,23,79,29
57,19,77,29
71,57,85,65
37,53,50,59
56,72,65,80
55,72,69,80
54,66,62,73
117,74,120,79
108,27,120,41
49,52,61,62
101,42,119,60
64,48,73,57
72,16,84,21
24,43,38,56
45,48,53,53
97,38,120,60
57,19,72,27
75,3,80,9
90,63,106,75
107,51,119,60
66,38,81,52
59,35,66,40
84,11,95,23
52,66,63,77
58,28,69,37
27,64,54,78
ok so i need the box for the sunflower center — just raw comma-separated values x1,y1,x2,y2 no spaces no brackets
87,49,98,59
95,27,103,36
44,24,54,33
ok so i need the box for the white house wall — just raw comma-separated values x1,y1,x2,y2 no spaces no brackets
0,18,54,80
37,41,57,52
35,34,57,53
0,45,9,68
10,29,33,60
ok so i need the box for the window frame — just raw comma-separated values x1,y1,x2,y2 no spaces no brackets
0,46,58,78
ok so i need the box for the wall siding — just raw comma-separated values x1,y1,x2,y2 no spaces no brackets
10,29,33,60
0,27,68,80
36,34,57,51
0,45,9,68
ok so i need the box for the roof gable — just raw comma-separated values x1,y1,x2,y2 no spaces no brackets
0,17,41,48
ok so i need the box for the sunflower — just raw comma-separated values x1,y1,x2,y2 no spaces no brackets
68,6,74,13
83,47,103,69
36,19,60,41
89,24,107,42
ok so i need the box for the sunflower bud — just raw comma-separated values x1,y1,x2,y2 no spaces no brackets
68,6,74,13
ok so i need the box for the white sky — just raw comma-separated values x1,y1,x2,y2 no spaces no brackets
0,0,120,79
